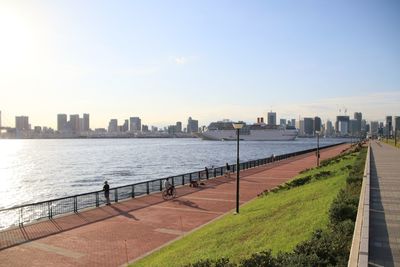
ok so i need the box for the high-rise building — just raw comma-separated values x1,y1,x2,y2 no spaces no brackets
176,122,182,132
142,125,149,132
314,117,321,133
15,116,30,131
57,114,68,132
291,119,296,128
336,116,349,135
354,112,362,134
108,119,118,132
82,113,90,132
386,116,393,137
395,116,400,134
304,117,314,136
130,117,141,132
326,120,334,137
299,120,305,135
187,117,199,133
267,112,276,126
280,119,287,127
370,121,379,137
69,114,80,134
122,120,129,132
349,119,358,136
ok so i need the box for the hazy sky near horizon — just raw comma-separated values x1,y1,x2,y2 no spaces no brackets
1,0,399,128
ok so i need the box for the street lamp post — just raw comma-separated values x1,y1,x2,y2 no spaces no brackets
232,122,244,214
315,131,320,167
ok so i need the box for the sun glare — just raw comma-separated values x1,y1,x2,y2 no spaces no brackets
0,8,37,71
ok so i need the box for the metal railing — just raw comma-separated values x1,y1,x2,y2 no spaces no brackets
0,142,344,230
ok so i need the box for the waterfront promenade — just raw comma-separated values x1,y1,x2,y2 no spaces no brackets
369,141,400,266
0,144,348,267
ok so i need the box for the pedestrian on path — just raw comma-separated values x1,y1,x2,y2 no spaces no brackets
225,163,231,178
103,181,111,205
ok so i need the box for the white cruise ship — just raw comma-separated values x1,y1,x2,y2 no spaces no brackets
198,121,298,141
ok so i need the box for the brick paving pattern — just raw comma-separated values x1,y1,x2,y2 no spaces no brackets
0,144,348,267
369,142,400,267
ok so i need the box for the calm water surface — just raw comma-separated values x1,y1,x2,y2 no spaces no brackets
0,138,346,209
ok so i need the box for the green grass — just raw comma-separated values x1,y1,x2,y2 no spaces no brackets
383,138,400,148
132,152,360,267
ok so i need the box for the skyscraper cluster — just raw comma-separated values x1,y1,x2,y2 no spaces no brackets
58,113,90,134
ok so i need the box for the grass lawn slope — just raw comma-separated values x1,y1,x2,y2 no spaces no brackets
133,150,360,267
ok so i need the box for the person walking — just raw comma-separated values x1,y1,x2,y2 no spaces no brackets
225,163,231,178
103,181,111,205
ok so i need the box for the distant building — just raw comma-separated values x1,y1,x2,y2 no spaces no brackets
314,117,321,133
326,120,334,137
187,117,199,133
386,116,393,137
299,120,305,135
349,119,358,136
108,119,118,133
122,120,129,132
267,112,276,126
82,113,90,132
168,125,177,134
354,112,362,134
0,110,2,129
151,126,158,132
176,122,182,132
370,121,379,138
291,119,296,128
336,116,349,136
257,117,265,124
130,117,141,132
142,125,149,132
395,116,400,133
57,114,68,132
69,114,80,134
34,126,42,134
280,119,287,127
15,116,30,131
304,117,314,136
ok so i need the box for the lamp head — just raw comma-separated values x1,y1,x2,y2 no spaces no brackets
232,122,244,130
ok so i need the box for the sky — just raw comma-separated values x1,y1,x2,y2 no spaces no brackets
0,0,399,129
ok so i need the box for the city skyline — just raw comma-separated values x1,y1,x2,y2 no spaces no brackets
1,1,399,128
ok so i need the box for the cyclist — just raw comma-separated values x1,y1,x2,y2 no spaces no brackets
164,178,173,196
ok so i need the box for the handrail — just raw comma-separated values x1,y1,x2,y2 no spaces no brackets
348,142,370,267
0,142,345,230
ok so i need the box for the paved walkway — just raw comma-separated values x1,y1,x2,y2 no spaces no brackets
369,142,400,267
0,144,349,267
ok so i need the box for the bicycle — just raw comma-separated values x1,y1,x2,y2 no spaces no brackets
162,186,177,200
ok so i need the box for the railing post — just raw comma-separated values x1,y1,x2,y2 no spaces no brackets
48,202,52,219
131,185,135,198
198,171,201,180
19,207,23,226
115,189,118,202
95,192,99,207
214,168,217,177
189,173,192,183
159,179,162,191
74,196,78,211
146,182,150,194
172,177,175,186
182,175,185,185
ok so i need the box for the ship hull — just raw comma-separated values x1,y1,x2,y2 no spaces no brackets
199,129,298,141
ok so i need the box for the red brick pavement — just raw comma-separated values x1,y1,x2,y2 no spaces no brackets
0,144,349,267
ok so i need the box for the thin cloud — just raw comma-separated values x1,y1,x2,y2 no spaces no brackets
175,57,187,65
116,66,159,76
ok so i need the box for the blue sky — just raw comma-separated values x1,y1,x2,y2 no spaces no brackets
0,0,399,128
